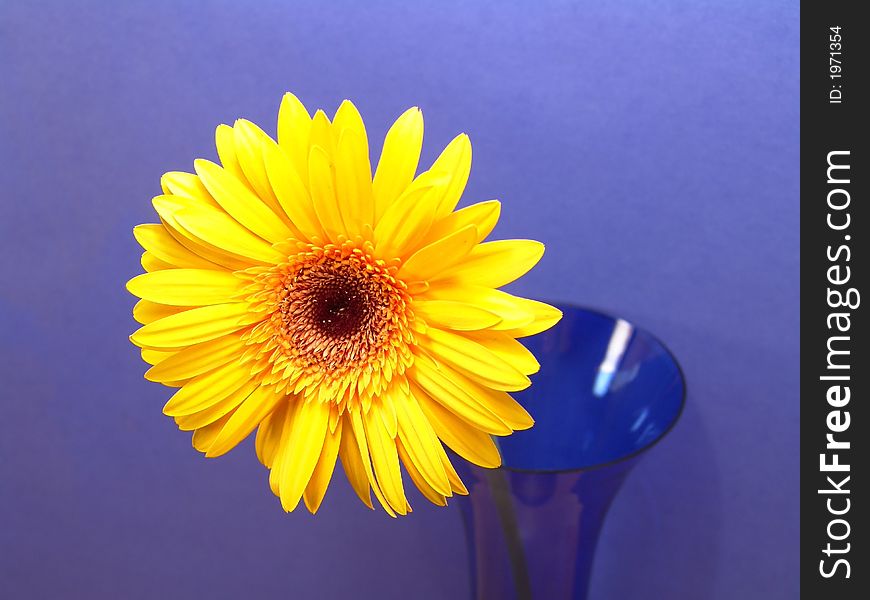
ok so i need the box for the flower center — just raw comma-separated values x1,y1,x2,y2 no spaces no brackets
279,259,390,365
242,241,416,406
312,284,367,337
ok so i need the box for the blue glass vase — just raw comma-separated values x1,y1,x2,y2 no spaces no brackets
455,305,685,600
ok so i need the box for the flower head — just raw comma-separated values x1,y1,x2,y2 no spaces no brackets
128,93,561,516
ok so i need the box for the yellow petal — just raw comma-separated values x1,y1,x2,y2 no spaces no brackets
255,401,289,468
232,119,285,216
377,393,398,439
423,199,500,247
140,251,172,272
303,418,343,513
334,127,374,236
155,211,250,271
278,399,330,512
276,92,312,186
308,109,335,159
437,445,469,495
263,139,324,241
421,285,535,331
133,223,221,270
163,361,255,416
399,224,477,282
191,411,235,453
132,299,187,325
414,382,502,468
420,363,534,431
372,107,423,222
141,348,174,366
206,385,284,457
145,334,246,383
152,196,263,269
338,418,374,510
412,358,512,435
499,298,563,338
160,171,221,209
468,388,533,431
131,303,258,349
194,159,292,243
215,123,253,192
175,380,259,431
396,438,447,506
269,403,296,497
463,330,540,375
349,410,398,517
172,205,286,264
373,172,443,259
126,269,245,306
394,388,451,496
413,299,502,331
308,145,345,243
332,99,369,155
434,239,545,288
332,100,373,235
418,327,530,392
362,407,407,514
429,133,472,218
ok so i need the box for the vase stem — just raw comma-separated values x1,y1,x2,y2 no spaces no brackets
485,469,533,600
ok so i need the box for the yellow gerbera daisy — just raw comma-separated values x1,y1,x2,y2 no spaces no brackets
127,93,561,516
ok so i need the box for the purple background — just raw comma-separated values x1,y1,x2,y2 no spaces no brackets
0,1,799,598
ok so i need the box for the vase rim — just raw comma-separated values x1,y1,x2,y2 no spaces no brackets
497,301,687,475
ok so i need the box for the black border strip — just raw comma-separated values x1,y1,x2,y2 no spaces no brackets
801,4,867,596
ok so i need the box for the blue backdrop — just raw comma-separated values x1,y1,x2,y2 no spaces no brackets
0,1,799,598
